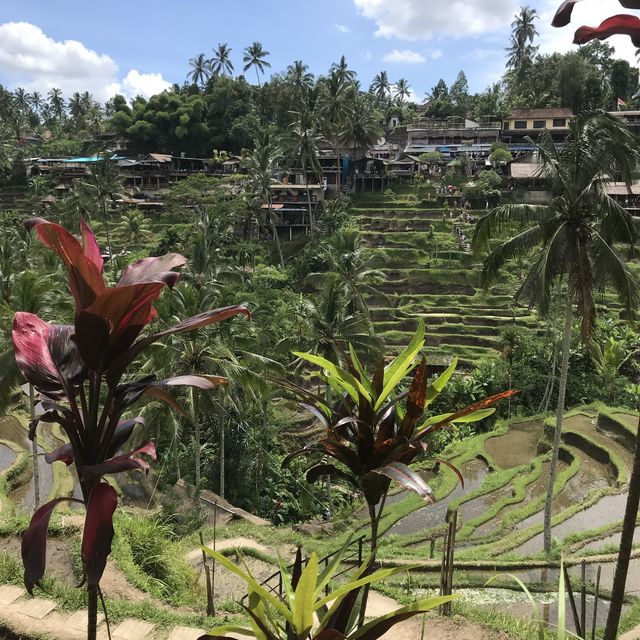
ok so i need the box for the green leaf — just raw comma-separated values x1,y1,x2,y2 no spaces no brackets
376,319,424,410
349,343,375,398
348,596,459,639
292,553,317,638
424,357,457,407
202,625,255,638
315,534,354,597
415,408,495,437
293,352,371,403
201,546,293,622
276,554,294,607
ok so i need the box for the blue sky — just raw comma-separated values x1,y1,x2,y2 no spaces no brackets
0,0,637,103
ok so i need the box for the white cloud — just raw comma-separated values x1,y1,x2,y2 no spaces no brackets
335,24,351,34
0,21,170,102
120,70,171,99
537,0,638,65
383,49,427,64
354,0,517,40
430,49,443,60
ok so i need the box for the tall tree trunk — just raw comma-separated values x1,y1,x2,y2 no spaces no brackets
101,198,115,275
305,173,314,237
603,411,640,640
29,384,40,510
219,419,225,499
543,295,573,555
191,388,200,488
268,193,284,268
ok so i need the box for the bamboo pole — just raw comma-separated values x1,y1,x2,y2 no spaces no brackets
581,560,587,639
591,566,601,640
564,565,582,638
199,532,213,616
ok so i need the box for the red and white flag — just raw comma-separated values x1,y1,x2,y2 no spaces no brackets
617,97,627,110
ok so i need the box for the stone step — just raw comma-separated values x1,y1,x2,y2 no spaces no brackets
0,585,25,606
112,618,156,640
168,626,208,640
17,597,57,619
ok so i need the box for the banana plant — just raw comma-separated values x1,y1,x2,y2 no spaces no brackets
278,320,515,557
552,1,640,46
200,535,457,640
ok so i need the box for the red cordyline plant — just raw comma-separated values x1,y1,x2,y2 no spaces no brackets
12,218,249,640
552,0,640,46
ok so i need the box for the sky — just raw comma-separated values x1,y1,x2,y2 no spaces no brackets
0,0,638,104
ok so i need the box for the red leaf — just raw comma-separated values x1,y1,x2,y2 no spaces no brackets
372,461,435,504
574,14,640,47
552,0,581,28
12,313,85,396
118,253,186,287
44,443,74,466
158,375,227,389
29,220,105,309
83,441,157,476
21,497,82,593
143,387,188,417
431,458,465,490
106,417,144,458
82,483,117,588
80,218,103,274
421,390,518,436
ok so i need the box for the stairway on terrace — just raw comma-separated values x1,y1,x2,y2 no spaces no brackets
356,199,539,370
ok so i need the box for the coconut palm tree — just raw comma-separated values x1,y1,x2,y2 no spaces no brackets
312,229,383,317
13,88,30,113
330,55,356,86
286,60,314,101
210,43,234,76
47,88,65,121
28,92,43,118
245,130,286,268
75,154,123,270
370,71,391,103
340,93,382,159
242,41,271,88
506,5,539,80
188,53,212,86
472,111,640,556
395,78,412,104
113,209,153,249
288,97,324,237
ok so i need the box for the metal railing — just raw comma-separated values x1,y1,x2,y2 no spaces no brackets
243,534,367,602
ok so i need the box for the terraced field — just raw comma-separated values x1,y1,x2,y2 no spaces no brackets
356,199,539,368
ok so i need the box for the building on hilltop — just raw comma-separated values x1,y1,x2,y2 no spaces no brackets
502,108,573,147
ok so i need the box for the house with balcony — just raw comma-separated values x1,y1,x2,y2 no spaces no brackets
502,108,573,149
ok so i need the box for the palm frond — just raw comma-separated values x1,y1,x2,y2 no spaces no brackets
591,229,640,315
472,204,552,255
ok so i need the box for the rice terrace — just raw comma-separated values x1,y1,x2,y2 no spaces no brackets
2,1,640,639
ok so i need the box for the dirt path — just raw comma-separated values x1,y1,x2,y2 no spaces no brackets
621,624,640,640
186,535,281,564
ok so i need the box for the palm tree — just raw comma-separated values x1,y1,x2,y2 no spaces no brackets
13,88,30,113
28,92,43,117
340,94,382,159
370,71,391,103
188,53,211,86
288,98,324,237
395,78,412,104
210,43,234,76
47,88,65,120
286,60,314,101
506,6,539,80
75,154,123,269
314,230,383,317
245,130,286,268
113,209,153,249
472,112,640,556
242,41,271,88
330,55,356,86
